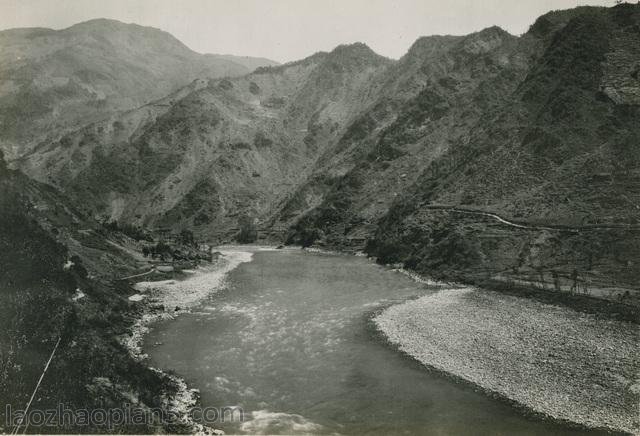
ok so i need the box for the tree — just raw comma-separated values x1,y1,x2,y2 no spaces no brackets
179,229,195,246
0,150,7,177
151,241,172,260
236,215,258,243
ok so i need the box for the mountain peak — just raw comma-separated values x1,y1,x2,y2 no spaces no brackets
527,6,605,38
326,42,391,67
331,42,372,53
65,18,138,31
456,25,515,55
402,35,462,61
476,25,510,37
329,42,378,58
64,18,177,39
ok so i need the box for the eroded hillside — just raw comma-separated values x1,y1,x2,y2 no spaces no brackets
0,18,277,160
9,5,640,303
18,43,393,239
0,151,197,432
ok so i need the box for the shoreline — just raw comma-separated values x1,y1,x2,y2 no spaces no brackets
120,248,257,434
373,287,639,435
309,243,639,433
366,314,623,435
120,244,637,434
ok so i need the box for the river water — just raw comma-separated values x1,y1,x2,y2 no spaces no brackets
145,249,606,435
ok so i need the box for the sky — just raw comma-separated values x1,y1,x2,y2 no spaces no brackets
0,0,615,63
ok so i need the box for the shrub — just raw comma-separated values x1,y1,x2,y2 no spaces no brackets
179,229,196,246
236,216,258,243
101,220,153,242
254,132,273,148
150,241,172,260
0,150,6,177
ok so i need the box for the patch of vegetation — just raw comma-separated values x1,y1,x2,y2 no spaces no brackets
142,241,172,260
0,150,7,175
230,141,251,150
249,81,260,95
78,147,137,194
217,79,234,90
0,177,183,433
102,220,153,242
286,172,364,247
261,97,286,109
236,215,258,243
158,178,219,228
253,132,273,148
367,215,482,280
341,113,377,144
521,9,611,105
178,229,196,246
155,95,221,145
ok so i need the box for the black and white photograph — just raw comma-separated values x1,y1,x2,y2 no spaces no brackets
0,0,638,434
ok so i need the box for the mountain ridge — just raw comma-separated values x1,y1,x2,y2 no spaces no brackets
0,18,278,160
7,5,640,303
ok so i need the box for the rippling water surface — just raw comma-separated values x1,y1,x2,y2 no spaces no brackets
146,249,606,435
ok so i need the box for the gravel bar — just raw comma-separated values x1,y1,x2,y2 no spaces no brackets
374,288,640,434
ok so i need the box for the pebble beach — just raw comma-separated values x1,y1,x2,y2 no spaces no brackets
374,288,640,435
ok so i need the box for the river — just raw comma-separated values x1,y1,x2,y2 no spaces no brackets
145,248,607,435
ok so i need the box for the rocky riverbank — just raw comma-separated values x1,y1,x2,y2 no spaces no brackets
120,248,256,434
374,287,640,435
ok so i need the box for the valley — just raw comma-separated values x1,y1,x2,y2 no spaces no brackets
1,3,639,435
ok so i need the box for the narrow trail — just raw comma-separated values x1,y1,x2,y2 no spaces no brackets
118,267,157,280
423,205,640,232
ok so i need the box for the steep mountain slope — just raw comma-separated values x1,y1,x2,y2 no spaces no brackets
9,5,640,301
0,152,192,433
0,18,277,160
211,53,280,72
278,26,536,244
414,5,640,224
18,43,393,239
356,5,640,301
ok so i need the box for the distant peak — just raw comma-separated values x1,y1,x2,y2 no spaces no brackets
326,42,391,65
332,42,370,51
456,26,515,55
66,18,129,29
252,51,328,74
527,6,607,38
463,25,514,42
63,18,170,37
402,35,462,60
479,25,510,36
330,42,377,56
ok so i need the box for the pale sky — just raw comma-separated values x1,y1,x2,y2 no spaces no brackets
0,0,614,63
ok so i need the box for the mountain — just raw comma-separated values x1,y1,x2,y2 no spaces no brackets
0,146,218,432
17,42,393,239
278,25,534,241
290,5,640,301
9,5,640,302
209,53,280,71
0,18,278,160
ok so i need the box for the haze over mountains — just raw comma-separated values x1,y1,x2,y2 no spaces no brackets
0,18,278,160
4,5,640,298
